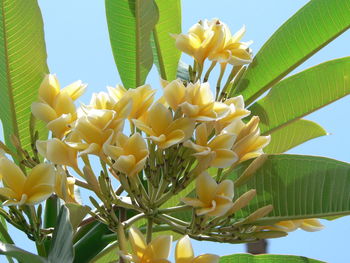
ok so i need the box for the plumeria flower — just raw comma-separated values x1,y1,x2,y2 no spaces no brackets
133,103,195,149
172,19,229,65
36,138,78,168
120,226,172,263
55,167,78,203
163,80,230,122
31,74,86,138
209,25,253,66
70,107,130,156
176,235,219,263
264,219,324,233
0,158,55,206
223,116,271,163
184,123,237,168
121,85,156,120
104,132,149,177
182,172,234,217
214,95,250,133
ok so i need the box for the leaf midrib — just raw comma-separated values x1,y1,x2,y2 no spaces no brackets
0,0,21,148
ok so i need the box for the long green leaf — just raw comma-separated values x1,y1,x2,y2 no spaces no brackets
0,0,49,155
231,154,350,224
264,119,327,154
220,254,324,263
48,206,74,263
233,0,350,104
151,0,181,81
105,0,159,89
0,242,47,263
73,222,112,263
250,57,350,135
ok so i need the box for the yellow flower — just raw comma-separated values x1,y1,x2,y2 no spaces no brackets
133,103,195,149
89,91,117,110
104,133,149,176
54,167,78,203
214,95,250,133
172,19,229,65
120,226,172,263
122,85,156,120
182,172,234,217
36,138,78,168
162,79,186,111
71,108,129,156
175,235,219,263
0,158,55,206
209,25,253,66
31,74,86,138
223,116,271,162
107,84,128,102
184,123,237,168
164,80,230,122
265,219,324,233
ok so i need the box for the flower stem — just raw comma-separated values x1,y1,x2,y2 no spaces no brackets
216,63,227,100
146,217,153,244
203,61,217,82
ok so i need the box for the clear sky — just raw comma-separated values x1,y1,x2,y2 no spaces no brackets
1,0,350,262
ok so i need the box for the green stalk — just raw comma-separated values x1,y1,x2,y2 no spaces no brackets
146,218,153,244
152,29,167,80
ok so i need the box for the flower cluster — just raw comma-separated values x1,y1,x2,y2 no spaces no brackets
31,75,269,180
172,19,253,67
0,18,325,261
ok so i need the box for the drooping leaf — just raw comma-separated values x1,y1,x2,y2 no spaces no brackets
73,222,112,263
264,119,327,154
43,196,60,252
233,0,350,104
48,206,74,263
177,60,190,82
230,154,350,224
0,241,47,263
250,57,350,135
220,253,325,263
151,0,181,80
105,0,159,89
0,0,49,156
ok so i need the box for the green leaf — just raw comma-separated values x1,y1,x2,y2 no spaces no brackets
231,154,350,224
48,206,74,263
105,0,159,89
250,57,350,135
151,0,181,80
0,0,49,156
73,222,112,263
43,196,60,252
233,0,350,104
0,241,47,263
264,119,327,154
220,254,325,263
91,242,118,263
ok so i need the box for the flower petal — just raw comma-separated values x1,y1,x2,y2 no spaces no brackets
129,226,147,259
145,235,172,260
192,254,220,263
216,180,234,199
0,158,26,195
196,172,217,205
175,235,194,263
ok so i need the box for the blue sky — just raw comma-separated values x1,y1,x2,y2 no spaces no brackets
1,0,350,262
